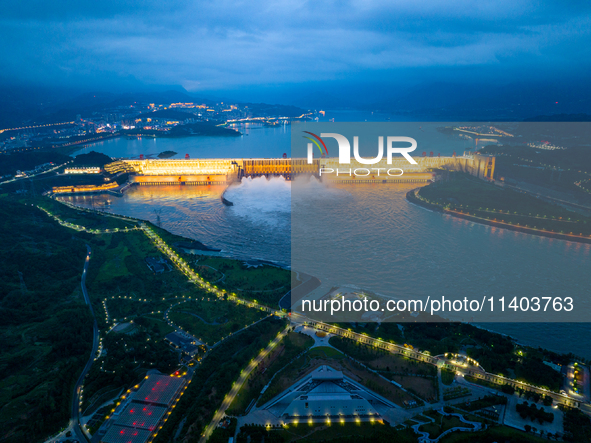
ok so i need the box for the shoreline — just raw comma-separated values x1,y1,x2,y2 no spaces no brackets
53,196,291,267
48,195,591,361
406,188,591,245
53,130,242,156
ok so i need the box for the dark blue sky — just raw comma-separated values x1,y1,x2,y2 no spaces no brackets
1,0,590,104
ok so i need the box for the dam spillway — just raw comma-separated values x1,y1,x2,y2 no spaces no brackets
104,154,495,185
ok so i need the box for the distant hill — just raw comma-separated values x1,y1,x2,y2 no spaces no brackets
0,151,71,176
0,89,215,127
121,122,241,137
72,151,113,167
240,102,309,118
167,122,241,137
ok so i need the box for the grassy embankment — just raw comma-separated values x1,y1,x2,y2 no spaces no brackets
152,317,288,443
480,143,591,199
329,336,438,403
149,222,292,308
168,298,269,345
330,321,566,393
0,197,93,442
414,172,591,240
225,330,314,416
0,192,294,442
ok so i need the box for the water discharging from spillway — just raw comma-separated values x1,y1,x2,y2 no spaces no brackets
224,176,291,228
59,175,591,357
58,175,292,264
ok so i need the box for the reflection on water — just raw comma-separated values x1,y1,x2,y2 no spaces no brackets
61,178,591,359
292,180,591,358
294,180,591,304
71,123,292,159
60,177,290,264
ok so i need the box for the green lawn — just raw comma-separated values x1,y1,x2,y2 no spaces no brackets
36,195,139,231
441,368,456,385
308,346,345,359
105,298,171,322
419,414,473,439
226,331,314,416
329,336,437,377
439,424,548,443
168,299,268,345
192,256,291,306
146,223,292,307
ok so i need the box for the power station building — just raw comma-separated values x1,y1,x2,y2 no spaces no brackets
101,153,495,186
261,365,395,423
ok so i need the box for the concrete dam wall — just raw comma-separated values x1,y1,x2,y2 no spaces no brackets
110,154,495,185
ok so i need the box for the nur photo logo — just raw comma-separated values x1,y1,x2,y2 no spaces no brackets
304,131,418,177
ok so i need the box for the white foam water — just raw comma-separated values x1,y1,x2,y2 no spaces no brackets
224,176,291,227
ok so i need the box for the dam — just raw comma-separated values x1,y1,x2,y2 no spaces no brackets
104,154,495,185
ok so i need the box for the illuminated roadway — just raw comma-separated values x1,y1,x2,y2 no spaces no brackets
198,327,290,443
142,223,586,412
45,203,589,441
70,245,99,443
0,120,75,134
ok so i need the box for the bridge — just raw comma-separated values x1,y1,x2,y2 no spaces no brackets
104,154,495,185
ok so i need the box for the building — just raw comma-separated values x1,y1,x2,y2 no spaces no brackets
100,374,186,443
262,365,395,423
51,182,119,194
165,332,200,356
145,256,170,274
105,154,496,186
64,166,101,174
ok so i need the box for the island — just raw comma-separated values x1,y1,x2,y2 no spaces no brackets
157,150,178,159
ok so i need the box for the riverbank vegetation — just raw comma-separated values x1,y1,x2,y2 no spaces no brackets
36,195,139,231
152,317,287,443
417,172,591,237
190,255,291,307
122,121,241,138
226,330,314,415
0,197,93,442
168,298,269,345
333,321,567,392
148,222,292,307
479,143,591,200
157,150,177,158
236,422,418,443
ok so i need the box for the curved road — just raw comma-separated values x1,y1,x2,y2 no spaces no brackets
70,245,99,443
198,327,289,443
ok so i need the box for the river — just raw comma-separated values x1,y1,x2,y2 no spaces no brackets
62,117,591,359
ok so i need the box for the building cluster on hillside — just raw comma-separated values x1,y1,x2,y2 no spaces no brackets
1,100,315,152
527,141,566,150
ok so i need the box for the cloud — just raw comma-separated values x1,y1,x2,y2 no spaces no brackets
0,0,589,93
